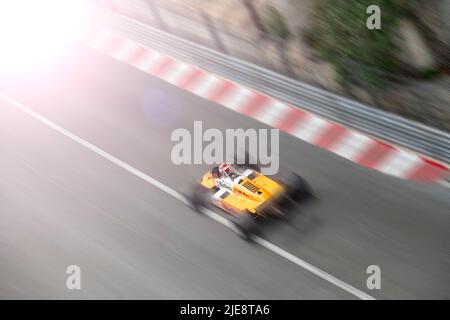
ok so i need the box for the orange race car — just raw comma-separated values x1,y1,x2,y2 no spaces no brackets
183,161,312,240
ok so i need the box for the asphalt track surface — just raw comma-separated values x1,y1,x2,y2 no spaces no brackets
0,44,449,299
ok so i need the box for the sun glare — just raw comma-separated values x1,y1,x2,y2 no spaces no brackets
0,0,85,70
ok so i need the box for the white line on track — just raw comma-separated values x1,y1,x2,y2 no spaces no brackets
438,179,450,189
0,92,375,300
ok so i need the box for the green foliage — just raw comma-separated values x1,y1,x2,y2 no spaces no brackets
420,68,438,79
264,6,290,40
308,0,415,89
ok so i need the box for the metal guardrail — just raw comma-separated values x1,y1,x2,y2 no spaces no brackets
86,3,450,164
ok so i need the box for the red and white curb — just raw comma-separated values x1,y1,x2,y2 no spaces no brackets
83,28,449,183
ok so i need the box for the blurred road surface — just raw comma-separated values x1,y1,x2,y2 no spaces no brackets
0,44,448,299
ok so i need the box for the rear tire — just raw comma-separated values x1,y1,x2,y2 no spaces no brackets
234,150,261,172
283,173,312,202
230,213,258,241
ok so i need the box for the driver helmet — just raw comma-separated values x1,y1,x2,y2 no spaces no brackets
219,163,232,175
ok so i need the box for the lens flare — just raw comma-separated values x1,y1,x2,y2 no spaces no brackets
0,0,85,70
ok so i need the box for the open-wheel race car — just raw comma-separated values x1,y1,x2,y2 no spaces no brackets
183,157,312,240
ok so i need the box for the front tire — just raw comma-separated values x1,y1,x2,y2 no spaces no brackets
183,185,208,213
